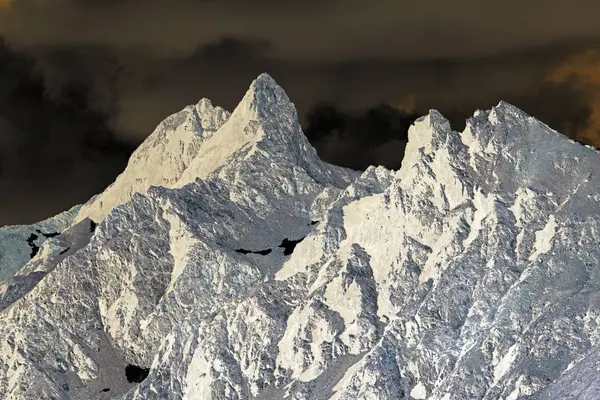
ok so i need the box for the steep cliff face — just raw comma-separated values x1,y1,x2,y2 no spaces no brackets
1,74,600,400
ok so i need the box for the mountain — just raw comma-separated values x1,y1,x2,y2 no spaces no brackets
73,98,230,224
1,73,600,399
0,205,80,281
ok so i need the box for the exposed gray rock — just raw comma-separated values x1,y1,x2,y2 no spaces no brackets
1,74,599,400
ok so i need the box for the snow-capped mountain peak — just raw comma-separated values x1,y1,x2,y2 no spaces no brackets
3,74,600,399
237,72,296,120
181,98,229,138
73,95,230,224
176,73,351,190
75,73,326,224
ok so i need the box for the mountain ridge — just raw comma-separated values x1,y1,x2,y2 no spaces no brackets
1,73,600,399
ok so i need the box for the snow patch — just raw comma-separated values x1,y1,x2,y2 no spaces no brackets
410,381,427,399
464,190,496,248
528,215,557,261
494,342,519,384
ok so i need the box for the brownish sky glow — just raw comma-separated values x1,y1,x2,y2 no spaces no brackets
548,50,600,146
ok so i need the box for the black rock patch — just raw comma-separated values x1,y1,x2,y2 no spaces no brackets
279,237,305,256
235,248,272,255
26,233,40,258
36,229,60,238
125,364,150,383
27,229,62,259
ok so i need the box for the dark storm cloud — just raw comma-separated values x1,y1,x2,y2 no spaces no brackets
0,0,600,226
46,37,592,142
301,67,594,171
303,104,420,170
0,39,134,225
4,0,600,60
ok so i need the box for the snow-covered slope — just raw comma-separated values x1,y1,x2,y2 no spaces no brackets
1,73,600,400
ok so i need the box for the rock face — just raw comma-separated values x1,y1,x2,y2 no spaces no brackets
1,73,600,399
73,98,230,224
0,204,80,281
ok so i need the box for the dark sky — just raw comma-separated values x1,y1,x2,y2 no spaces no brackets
1,0,600,225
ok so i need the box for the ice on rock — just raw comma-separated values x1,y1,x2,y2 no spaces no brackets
2,74,600,399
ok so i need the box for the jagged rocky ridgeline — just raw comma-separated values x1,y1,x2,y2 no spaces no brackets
1,73,600,399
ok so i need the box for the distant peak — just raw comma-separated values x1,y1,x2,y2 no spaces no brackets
413,109,452,133
426,109,446,121
486,101,529,126
235,72,296,121
491,100,525,115
495,100,512,108
186,98,230,135
246,72,283,98
196,98,215,112
194,98,228,118
253,72,278,86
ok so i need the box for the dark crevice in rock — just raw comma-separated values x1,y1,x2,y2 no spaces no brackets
100,388,110,392
26,233,40,258
125,364,150,383
90,220,97,232
279,237,306,256
310,220,319,225
59,247,70,255
27,229,62,259
233,232,310,258
35,229,60,238
235,248,272,255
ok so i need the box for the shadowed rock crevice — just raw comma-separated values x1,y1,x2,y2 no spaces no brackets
279,237,306,256
26,230,62,258
25,233,39,258
35,229,60,238
234,235,307,257
125,365,150,383
235,248,272,255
